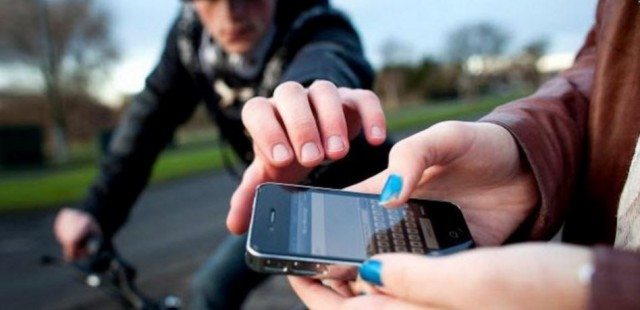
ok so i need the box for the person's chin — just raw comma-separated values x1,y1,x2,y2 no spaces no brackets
224,40,256,54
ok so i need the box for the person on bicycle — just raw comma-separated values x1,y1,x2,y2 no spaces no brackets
53,0,391,308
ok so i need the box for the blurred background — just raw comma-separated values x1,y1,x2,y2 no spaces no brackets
0,0,595,308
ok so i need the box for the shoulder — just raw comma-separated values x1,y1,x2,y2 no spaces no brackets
171,5,204,70
288,6,356,39
278,6,360,57
175,5,203,38
159,4,202,68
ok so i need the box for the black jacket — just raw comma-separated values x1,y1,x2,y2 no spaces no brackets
81,2,391,237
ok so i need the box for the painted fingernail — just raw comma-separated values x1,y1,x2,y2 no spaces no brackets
327,135,345,152
371,126,385,139
359,259,383,286
272,143,290,162
301,142,321,162
379,174,403,205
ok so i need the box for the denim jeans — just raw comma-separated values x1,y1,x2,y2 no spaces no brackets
190,234,269,309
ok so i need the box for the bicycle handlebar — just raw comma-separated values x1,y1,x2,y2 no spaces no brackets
41,238,181,310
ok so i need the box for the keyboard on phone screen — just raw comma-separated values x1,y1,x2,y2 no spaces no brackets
364,200,429,256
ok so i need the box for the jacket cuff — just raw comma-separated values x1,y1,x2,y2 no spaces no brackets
589,246,640,309
73,189,116,237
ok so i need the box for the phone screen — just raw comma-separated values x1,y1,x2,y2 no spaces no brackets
250,184,472,263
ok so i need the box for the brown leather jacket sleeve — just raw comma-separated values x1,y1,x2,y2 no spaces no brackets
590,246,640,309
479,2,640,307
478,22,596,240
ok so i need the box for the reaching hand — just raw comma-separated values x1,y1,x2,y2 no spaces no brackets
227,81,387,234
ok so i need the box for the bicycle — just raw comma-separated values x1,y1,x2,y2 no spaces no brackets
41,238,181,310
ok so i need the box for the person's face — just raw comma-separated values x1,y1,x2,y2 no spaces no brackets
193,0,276,54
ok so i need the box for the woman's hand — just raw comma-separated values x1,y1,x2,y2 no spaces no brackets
227,81,386,234
348,121,540,245
290,243,594,309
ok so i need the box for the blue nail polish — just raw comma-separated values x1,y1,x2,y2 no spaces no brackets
359,260,383,286
379,174,403,205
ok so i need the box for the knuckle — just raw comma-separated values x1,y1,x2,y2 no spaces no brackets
430,121,476,151
289,120,319,141
355,89,381,106
241,97,267,121
368,110,386,124
316,105,346,126
289,115,317,129
389,139,412,158
309,79,335,92
274,81,304,97
432,120,470,137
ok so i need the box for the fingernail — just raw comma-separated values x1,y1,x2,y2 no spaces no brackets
301,142,320,162
272,143,290,162
379,174,403,205
371,126,385,139
359,259,383,286
327,135,345,152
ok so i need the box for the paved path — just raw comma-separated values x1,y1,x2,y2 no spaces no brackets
0,171,301,309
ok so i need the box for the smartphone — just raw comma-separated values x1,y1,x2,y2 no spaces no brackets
246,183,474,280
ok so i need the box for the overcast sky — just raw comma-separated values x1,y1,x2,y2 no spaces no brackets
1,0,598,105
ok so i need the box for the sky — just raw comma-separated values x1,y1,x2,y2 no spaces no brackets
1,0,598,106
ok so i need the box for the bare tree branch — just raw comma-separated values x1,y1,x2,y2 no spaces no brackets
446,22,510,62
0,0,119,162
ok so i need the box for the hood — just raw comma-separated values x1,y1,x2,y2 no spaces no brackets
275,0,329,29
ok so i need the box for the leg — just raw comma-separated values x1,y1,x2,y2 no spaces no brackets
190,234,269,310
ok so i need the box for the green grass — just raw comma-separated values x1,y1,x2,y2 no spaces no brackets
386,92,522,132
0,147,231,211
0,92,524,212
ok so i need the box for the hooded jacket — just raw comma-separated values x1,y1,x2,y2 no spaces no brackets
80,1,390,236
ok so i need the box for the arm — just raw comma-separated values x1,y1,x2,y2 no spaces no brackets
227,9,390,233
459,7,640,307
78,19,201,237
280,8,374,89
479,25,596,240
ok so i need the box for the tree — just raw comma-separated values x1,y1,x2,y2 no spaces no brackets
445,22,510,62
376,38,414,107
379,37,414,68
519,37,550,88
0,0,118,162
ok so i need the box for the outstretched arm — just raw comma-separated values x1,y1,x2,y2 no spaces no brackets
227,8,392,234
74,17,201,237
